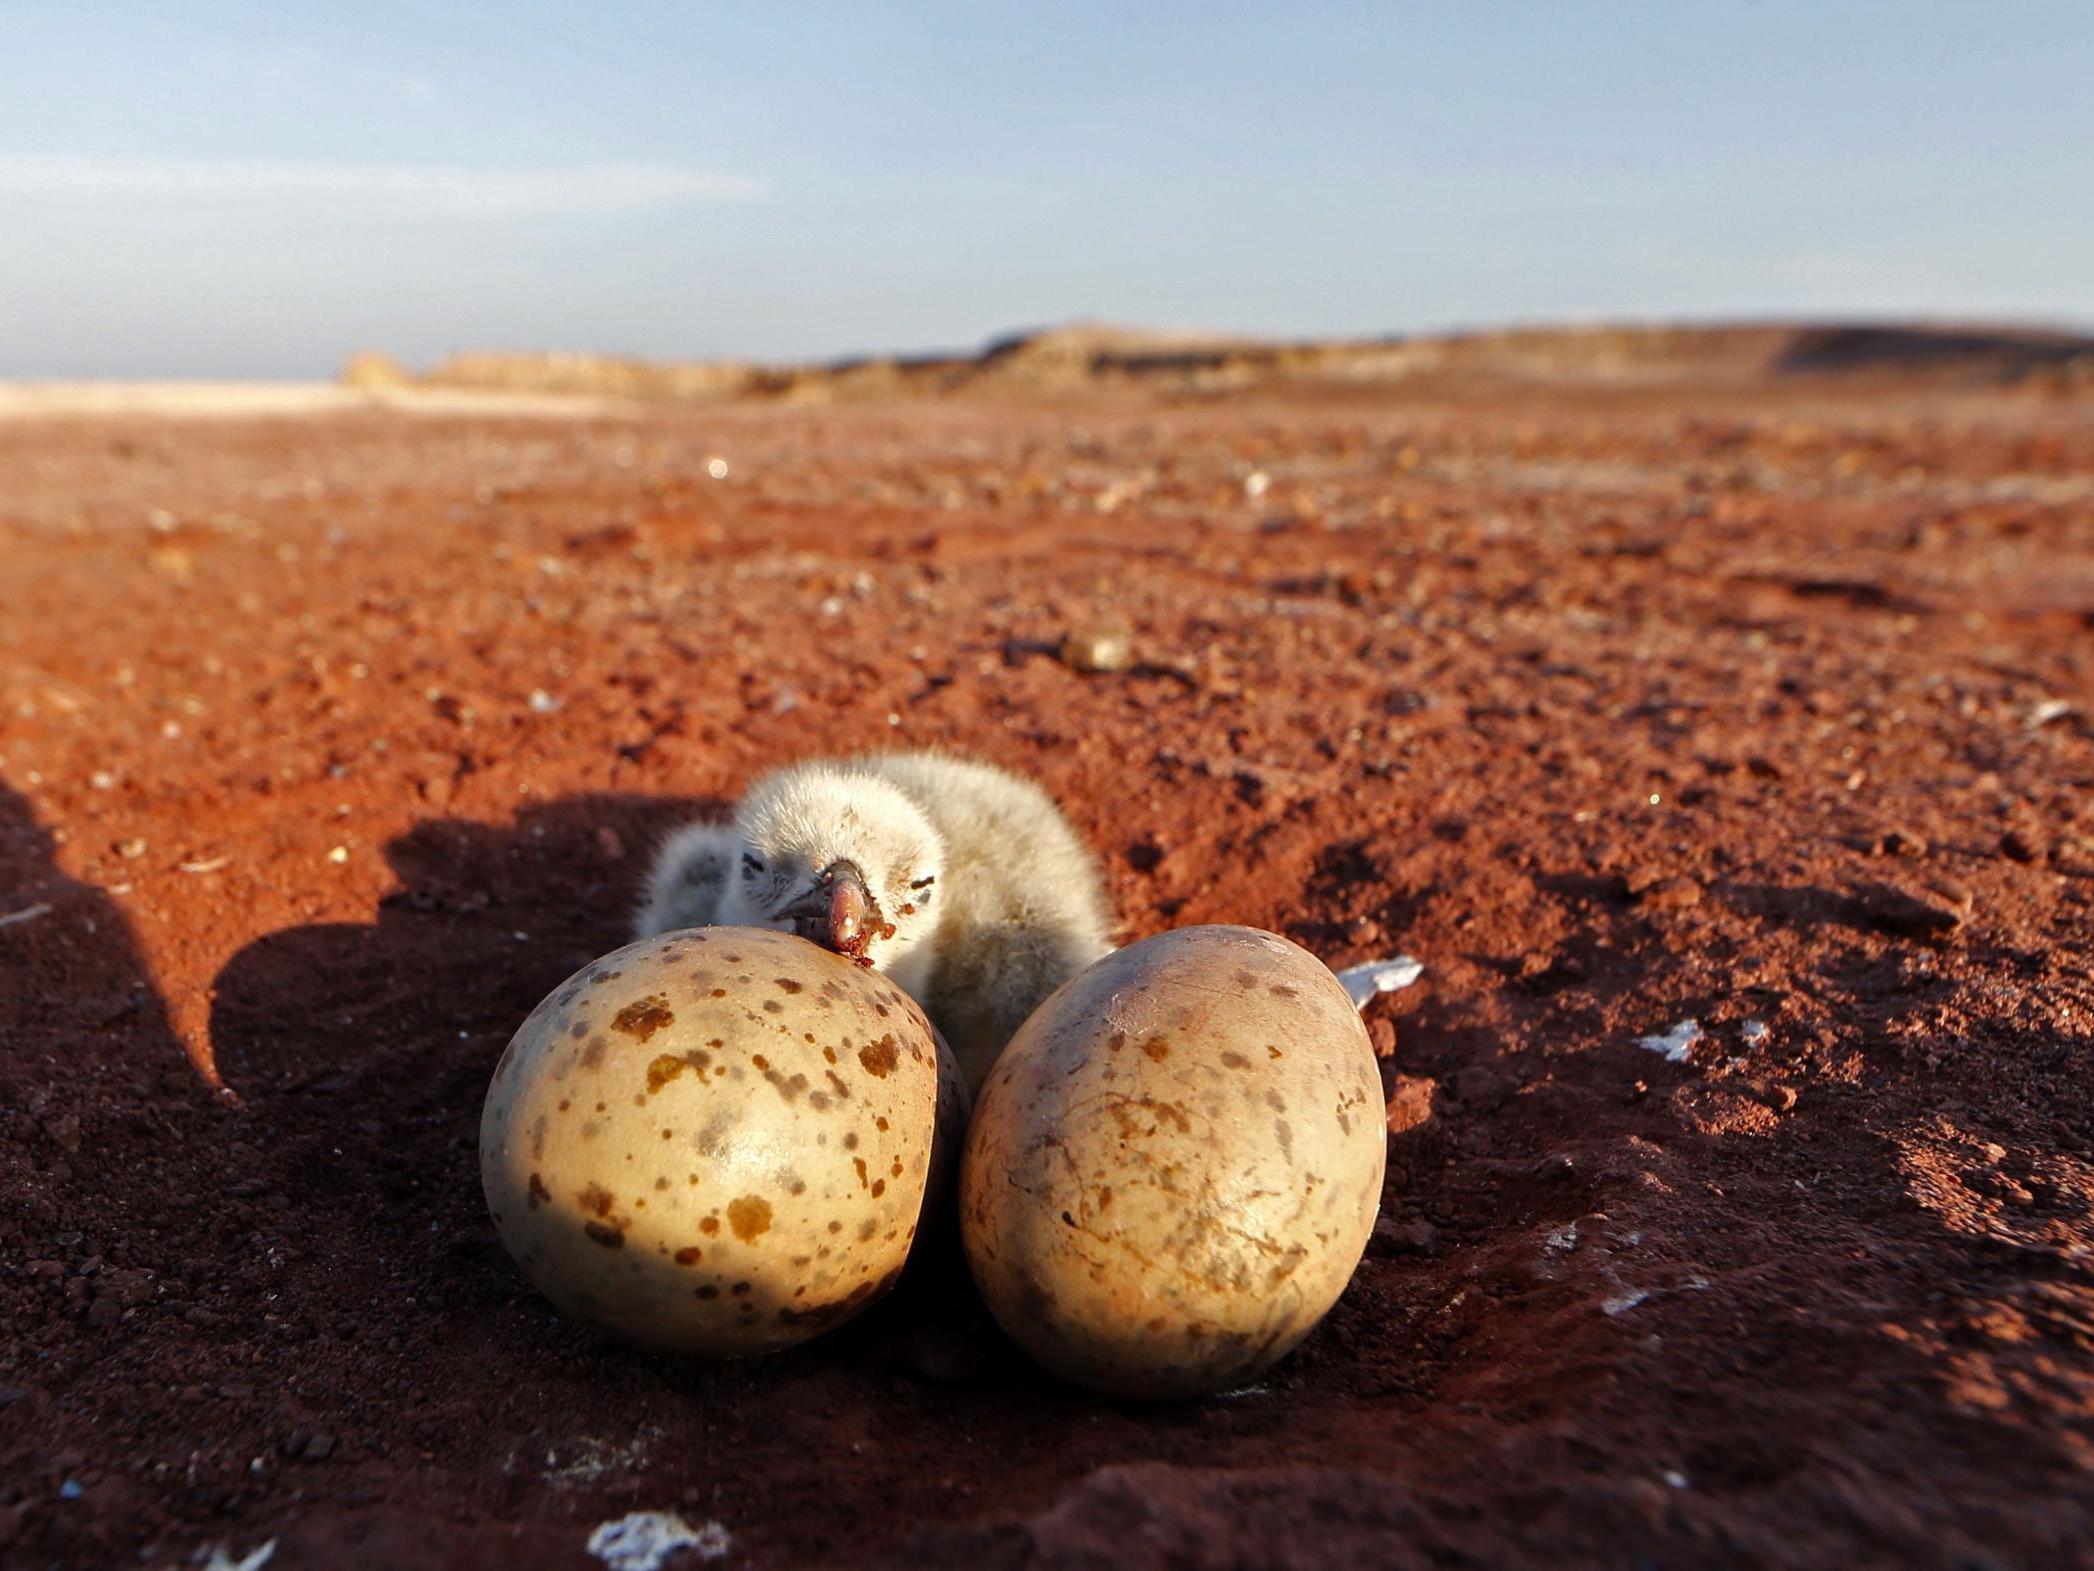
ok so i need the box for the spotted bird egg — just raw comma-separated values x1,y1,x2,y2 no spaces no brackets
481,927,962,1354
960,925,1384,1398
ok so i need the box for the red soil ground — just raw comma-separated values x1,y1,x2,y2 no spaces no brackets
2,382,2091,1569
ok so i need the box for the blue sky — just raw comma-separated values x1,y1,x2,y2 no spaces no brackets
2,1,2088,377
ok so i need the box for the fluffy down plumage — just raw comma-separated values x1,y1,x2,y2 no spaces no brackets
637,751,1112,1091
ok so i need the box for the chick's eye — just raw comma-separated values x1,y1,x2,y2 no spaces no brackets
741,854,764,878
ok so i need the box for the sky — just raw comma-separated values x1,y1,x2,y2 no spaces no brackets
1,1,2089,378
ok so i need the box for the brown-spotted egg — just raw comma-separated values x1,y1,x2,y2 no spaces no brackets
481,927,962,1354
959,925,1383,1398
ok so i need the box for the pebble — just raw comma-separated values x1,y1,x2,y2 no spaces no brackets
1929,878,1976,913
1058,619,1135,674
1853,880,1966,938
1874,826,1929,857
1370,1215,1440,1257
280,1428,338,1461
1999,829,2043,864
1385,1073,1436,1134
1635,875,1703,911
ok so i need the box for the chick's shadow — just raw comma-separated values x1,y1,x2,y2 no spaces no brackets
206,791,1001,1381
206,794,721,1253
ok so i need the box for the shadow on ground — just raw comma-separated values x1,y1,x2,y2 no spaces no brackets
0,779,189,1093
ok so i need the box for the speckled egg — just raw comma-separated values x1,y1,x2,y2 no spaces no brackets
481,927,961,1355
959,925,1384,1398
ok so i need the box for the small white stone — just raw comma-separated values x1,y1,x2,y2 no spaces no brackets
587,1512,731,1571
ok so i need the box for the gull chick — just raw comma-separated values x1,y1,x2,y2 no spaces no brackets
637,751,1113,1091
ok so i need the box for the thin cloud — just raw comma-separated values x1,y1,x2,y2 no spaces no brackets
0,153,761,216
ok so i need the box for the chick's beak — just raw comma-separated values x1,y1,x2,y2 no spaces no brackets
782,860,879,962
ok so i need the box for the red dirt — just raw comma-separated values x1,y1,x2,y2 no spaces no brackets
2,384,2091,1569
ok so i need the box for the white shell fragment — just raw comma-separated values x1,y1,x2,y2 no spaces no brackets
1333,955,1424,1010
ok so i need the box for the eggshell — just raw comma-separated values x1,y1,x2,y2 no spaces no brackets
960,925,1384,1398
481,927,958,1355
